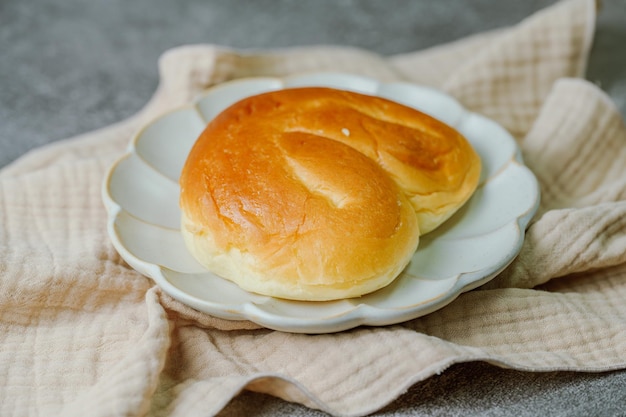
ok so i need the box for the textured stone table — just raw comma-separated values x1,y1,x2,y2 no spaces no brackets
2,1,625,415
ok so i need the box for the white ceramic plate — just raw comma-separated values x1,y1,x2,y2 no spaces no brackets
102,73,540,333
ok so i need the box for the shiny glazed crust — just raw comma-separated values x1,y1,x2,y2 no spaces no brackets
179,87,481,301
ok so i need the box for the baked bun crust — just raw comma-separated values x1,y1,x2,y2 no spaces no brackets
179,87,481,301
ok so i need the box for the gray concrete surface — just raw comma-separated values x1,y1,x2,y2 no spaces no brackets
1,1,626,416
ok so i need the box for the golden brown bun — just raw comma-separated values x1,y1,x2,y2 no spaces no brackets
179,87,481,301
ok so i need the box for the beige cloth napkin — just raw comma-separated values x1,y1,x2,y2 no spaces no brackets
2,0,625,416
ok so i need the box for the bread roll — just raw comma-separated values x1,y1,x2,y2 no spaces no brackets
179,87,481,301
